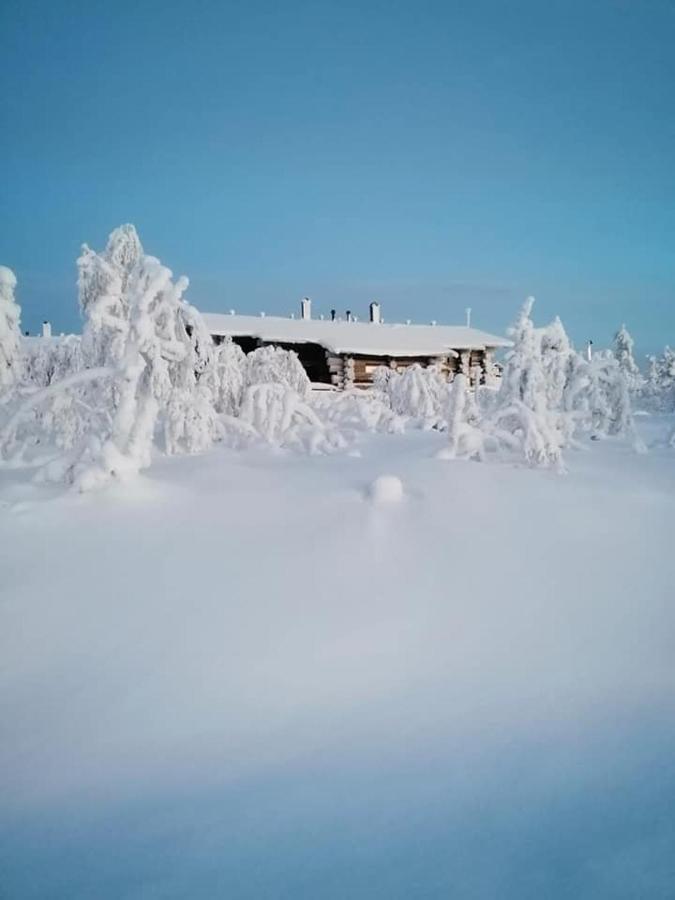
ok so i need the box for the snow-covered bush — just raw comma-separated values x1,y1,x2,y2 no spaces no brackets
379,363,447,427
0,266,21,396
245,345,310,398
371,364,394,395
22,335,83,388
234,383,347,454
313,389,405,436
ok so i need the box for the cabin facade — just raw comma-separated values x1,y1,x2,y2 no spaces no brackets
202,301,510,390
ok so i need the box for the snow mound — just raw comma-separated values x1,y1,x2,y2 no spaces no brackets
368,474,404,504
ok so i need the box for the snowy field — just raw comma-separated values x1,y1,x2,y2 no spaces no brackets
1,416,674,899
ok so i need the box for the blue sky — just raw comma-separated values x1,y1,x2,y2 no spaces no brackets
1,0,674,357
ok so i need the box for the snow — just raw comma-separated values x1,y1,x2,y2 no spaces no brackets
1,416,674,898
368,473,404,503
202,312,511,356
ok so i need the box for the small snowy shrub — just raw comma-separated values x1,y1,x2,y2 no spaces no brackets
314,390,405,436
245,345,310,398
382,364,447,427
22,335,84,388
236,383,347,454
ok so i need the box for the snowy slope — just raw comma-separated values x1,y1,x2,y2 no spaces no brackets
1,420,674,898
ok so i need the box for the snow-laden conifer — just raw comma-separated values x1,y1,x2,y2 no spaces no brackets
492,298,564,468
78,224,144,366
612,324,643,393
37,227,221,487
0,266,21,396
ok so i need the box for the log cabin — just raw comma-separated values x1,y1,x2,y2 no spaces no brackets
202,301,511,390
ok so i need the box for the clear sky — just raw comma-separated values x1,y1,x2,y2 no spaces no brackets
1,0,674,358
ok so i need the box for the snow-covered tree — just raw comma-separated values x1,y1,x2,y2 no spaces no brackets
210,338,246,414
493,297,564,468
641,355,661,410
245,345,310,398
612,324,643,393
540,316,574,409
482,351,500,388
32,226,222,488
0,266,21,396
562,349,636,442
162,300,220,457
77,223,144,365
656,346,675,411
439,374,485,461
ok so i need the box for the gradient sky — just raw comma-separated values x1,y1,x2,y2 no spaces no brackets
1,0,674,357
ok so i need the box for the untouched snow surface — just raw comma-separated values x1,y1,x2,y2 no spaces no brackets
1,420,675,899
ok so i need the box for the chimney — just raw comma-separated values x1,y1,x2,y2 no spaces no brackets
586,340,593,362
42,321,52,338
465,307,472,328
346,310,352,322
331,309,336,321
300,297,312,320
369,301,381,324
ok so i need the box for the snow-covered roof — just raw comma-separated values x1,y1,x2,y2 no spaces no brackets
202,313,510,357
